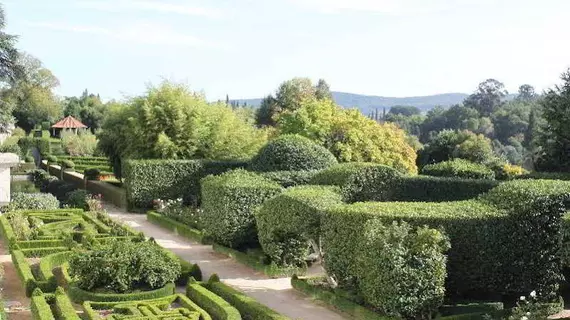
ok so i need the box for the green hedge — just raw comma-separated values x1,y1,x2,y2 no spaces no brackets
438,302,503,317
323,179,570,299
309,162,379,187
391,176,499,202
250,134,337,172
12,249,38,296
260,170,318,187
341,164,402,203
123,159,247,208
31,289,55,320
421,159,495,180
21,247,69,258
186,279,242,320
201,170,282,248
54,287,80,320
67,282,175,303
38,252,72,289
291,276,391,320
518,172,570,181
205,275,290,320
256,186,342,268
7,192,60,211
147,211,204,243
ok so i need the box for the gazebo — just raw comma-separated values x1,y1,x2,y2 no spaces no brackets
51,116,88,138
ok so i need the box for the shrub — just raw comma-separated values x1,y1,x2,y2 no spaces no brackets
341,165,402,203
201,170,282,248
6,193,59,211
518,172,570,181
83,168,101,180
250,134,337,172
421,159,495,180
31,169,51,187
25,155,35,163
46,155,58,163
155,198,200,229
356,221,449,319
256,186,342,267
323,179,570,300
61,131,98,156
65,190,88,209
391,176,499,202
60,160,75,170
69,240,181,293
260,170,318,187
122,159,247,208
309,162,378,187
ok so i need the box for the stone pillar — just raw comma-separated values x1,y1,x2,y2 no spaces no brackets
0,153,20,206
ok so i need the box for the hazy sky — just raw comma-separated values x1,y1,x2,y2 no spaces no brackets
4,0,570,101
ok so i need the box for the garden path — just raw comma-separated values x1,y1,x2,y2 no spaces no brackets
105,203,347,320
0,239,31,320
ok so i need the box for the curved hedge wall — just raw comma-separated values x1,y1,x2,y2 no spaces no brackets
421,159,495,180
250,135,337,172
201,170,282,248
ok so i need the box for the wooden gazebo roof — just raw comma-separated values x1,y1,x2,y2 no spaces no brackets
51,116,88,129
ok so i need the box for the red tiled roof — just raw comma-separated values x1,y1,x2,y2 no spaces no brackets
51,116,88,129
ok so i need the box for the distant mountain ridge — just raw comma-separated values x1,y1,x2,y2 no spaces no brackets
232,91,470,115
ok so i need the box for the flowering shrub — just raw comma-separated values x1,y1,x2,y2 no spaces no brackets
86,194,103,212
153,198,201,229
508,291,551,320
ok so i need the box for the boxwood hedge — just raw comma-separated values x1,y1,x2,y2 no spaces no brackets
250,134,337,172
421,159,495,180
256,186,342,267
260,170,319,188
322,179,570,300
201,170,282,248
123,159,247,208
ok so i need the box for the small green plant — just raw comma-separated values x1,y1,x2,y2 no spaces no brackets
508,291,552,320
83,168,101,180
25,155,35,163
60,159,75,170
421,158,495,180
69,240,181,293
46,155,58,163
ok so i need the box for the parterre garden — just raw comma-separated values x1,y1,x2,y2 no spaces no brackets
0,204,288,320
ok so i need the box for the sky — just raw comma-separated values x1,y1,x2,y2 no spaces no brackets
4,0,570,101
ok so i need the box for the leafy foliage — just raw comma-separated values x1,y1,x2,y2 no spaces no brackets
356,221,449,319
6,192,59,211
418,130,494,167
69,240,181,293
278,99,418,173
256,186,342,267
421,159,495,180
201,170,282,248
61,131,98,156
250,134,337,172
97,82,267,171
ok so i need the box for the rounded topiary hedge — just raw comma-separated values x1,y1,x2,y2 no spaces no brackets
201,169,282,248
250,134,338,172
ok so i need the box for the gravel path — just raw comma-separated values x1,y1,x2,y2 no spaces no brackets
106,204,347,320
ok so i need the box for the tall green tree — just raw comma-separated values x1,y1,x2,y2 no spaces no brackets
255,77,332,127
516,84,538,103
0,5,21,132
535,69,570,171
464,79,507,116
62,89,106,132
5,53,61,132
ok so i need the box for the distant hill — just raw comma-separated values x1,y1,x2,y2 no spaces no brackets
232,92,469,115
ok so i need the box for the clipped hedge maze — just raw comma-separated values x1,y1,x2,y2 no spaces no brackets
1,209,288,320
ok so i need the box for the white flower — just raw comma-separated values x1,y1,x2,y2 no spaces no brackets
521,316,528,320
520,296,526,301
529,291,536,298
526,312,531,316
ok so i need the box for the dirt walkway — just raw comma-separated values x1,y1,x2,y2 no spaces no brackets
105,204,346,320
0,239,31,320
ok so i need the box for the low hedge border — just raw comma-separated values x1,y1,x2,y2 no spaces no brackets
146,211,204,243
14,240,66,249
290,275,392,320
82,294,211,320
20,246,69,258
212,243,306,278
12,250,39,296
67,282,176,303
31,289,55,320
205,275,289,320
186,278,242,320
54,287,81,320
38,251,72,289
